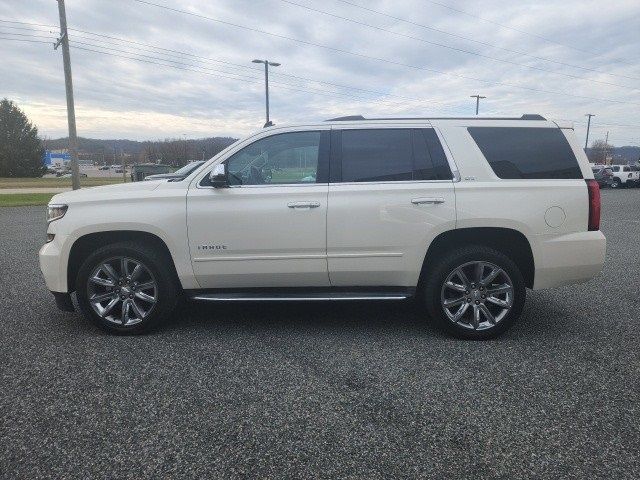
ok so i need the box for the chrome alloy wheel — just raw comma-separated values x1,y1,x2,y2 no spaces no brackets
440,261,514,331
87,257,158,326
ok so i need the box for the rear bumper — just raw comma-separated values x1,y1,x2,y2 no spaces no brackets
533,230,606,289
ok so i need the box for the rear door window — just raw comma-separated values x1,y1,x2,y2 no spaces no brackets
340,129,413,182
337,128,452,182
413,129,453,180
467,127,582,179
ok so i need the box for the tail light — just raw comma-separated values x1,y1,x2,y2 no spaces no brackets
586,179,601,231
629,173,633,178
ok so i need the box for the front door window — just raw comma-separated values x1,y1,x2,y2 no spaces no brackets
226,131,321,185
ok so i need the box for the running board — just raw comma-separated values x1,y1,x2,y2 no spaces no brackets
189,289,413,302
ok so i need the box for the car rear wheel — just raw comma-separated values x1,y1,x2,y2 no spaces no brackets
611,178,621,188
423,246,526,339
75,241,179,334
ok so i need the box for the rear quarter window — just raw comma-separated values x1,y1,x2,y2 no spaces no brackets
467,127,583,179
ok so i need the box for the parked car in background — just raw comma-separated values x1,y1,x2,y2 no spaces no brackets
143,161,205,181
40,114,606,340
592,166,614,188
98,165,110,171
58,172,88,178
609,164,640,188
130,163,173,182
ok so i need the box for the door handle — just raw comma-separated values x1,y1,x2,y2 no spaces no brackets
411,197,445,205
287,201,321,209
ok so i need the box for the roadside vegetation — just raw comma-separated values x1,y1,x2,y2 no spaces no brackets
0,193,54,207
0,177,126,189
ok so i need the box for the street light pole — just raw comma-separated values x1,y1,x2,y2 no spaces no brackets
470,95,486,115
252,59,280,127
585,113,595,150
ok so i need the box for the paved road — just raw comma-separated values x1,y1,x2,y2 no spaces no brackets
1,189,638,479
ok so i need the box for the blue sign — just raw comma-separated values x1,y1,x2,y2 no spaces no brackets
43,151,70,165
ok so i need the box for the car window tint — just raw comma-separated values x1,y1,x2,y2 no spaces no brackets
422,129,453,180
226,131,321,185
467,127,582,179
412,129,437,180
341,129,413,182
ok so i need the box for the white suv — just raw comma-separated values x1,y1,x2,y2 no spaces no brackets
39,115,606,339
608,164,640,188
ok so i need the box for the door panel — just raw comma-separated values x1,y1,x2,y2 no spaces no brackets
187,185,329,288
326,127,456,287
327,182,455,286
186,129,331,289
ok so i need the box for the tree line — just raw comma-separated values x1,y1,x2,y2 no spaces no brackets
0,98,237,177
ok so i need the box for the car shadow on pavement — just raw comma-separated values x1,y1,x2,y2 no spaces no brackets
154,292,574,341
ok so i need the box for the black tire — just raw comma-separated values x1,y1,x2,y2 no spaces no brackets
75,241,179,334
423,245,526,340
611,178,621,189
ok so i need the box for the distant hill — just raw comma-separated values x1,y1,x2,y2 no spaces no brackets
586,146,640,165
43,136,238,166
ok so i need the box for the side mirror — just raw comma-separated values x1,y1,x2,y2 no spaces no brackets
209,163,228,188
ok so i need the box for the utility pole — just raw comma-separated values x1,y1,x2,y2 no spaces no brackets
252,59,281,127
54,0,80,190
604,131,610,165
122,148,127,183
470,95,486,115
585,113,595,150
183,133,187,164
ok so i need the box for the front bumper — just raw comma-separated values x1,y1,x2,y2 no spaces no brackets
39,236,67,293
53,292,75,312
533,230,606,289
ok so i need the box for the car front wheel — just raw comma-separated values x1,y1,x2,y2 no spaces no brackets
423,246,526,339
75,241,179,334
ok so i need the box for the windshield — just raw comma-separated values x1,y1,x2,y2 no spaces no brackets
174,161,204,176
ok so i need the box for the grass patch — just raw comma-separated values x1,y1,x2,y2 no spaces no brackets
0,193,55,207
0,177,126,189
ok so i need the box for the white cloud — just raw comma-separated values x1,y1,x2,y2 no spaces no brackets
1,0,638,145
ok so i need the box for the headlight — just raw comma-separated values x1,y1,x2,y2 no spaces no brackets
47,204,68,223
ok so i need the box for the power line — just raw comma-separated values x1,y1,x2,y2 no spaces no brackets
68,43,456,112
67,38,451,111
0,19,57,28
334,0,640,82
421,0,637,67
0,36,54,44
0,18,456,109
66,27,454,108
128,0,640,107
280,0,638,90
0,30,56,40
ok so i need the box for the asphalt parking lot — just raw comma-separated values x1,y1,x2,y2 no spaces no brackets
1,189,638,479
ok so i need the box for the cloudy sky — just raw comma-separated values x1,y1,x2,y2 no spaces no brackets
1,0,639,145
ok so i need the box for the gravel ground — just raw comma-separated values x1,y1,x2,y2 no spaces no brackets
0,190,638,479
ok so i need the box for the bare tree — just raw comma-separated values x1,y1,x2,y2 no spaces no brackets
588,139,614,164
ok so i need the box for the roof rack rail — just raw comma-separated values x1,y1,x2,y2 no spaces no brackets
326,115,366,121
327,114,546,121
